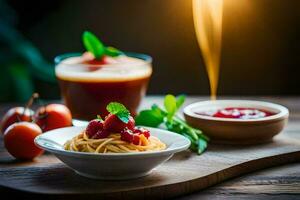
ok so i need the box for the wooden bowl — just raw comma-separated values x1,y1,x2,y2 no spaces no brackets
183,100,289,144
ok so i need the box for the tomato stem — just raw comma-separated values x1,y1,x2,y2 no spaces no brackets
21,93,39,121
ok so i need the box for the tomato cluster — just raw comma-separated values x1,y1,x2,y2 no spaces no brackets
1,103,72,160
86,113,150,145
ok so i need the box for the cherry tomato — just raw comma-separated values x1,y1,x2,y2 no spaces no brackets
103,114,135,132
132,134,140,145
4,122,44,160
92,129,110,139
34,104,72,132
133,127,150,138
86,119,104,138
1,107,33,134
82,52,117,71
120,129,134,143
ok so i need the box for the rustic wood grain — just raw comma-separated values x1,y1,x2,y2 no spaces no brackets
176,162,300,200
1,97,300,200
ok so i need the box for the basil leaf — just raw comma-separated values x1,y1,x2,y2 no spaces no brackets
164,94,177,119
106,102,128,114
106,102,130,123
176,95,186,109
151,104,167,116
82,31,105,59
197,139,208,155
105,46,123,57
135,109,164,127
117,111,130,123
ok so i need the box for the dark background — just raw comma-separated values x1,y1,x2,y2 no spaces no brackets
1,0,300,102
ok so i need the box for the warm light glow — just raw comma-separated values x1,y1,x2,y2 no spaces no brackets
193,0,223,100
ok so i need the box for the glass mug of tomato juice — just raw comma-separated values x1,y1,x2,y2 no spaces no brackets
55,52,152,120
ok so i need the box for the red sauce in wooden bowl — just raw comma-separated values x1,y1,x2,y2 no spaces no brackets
195,107,275,119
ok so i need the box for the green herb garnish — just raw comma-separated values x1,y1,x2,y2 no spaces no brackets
82,31,123,59
105,46,123,57
82,31,105,59
135,94,209,155
106,102,130,123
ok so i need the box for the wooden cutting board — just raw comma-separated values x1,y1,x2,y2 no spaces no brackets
1,122,300,200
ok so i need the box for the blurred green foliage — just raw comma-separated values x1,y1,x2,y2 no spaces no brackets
0,0,56,102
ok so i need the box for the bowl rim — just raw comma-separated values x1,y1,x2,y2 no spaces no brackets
183,100,289,123
34,126,191,158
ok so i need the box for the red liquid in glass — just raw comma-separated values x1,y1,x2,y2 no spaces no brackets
57,77,150,120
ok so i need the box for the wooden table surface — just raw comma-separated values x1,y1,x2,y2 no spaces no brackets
1,96,300,199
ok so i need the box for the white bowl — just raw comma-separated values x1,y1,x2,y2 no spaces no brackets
35,126,190,180
184,100,289,144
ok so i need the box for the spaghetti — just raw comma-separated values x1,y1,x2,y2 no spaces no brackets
64,131,166,153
